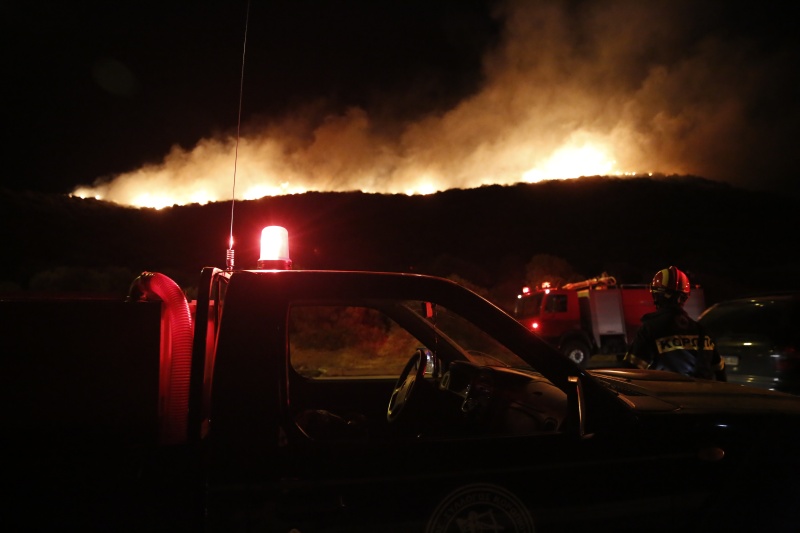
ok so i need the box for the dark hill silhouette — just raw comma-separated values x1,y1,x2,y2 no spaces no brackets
3,175,797,310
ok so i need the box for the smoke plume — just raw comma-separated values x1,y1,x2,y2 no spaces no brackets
73,0,798,207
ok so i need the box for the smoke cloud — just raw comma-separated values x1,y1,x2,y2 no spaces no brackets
73,0,798,207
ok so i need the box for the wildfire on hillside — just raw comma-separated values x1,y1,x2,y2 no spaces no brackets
71,122,648,209
72,1,770,209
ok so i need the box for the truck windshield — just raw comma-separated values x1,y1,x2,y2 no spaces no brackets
405,300,530,369
515,293,544,318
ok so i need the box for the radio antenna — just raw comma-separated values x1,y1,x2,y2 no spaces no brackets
227,0,251,270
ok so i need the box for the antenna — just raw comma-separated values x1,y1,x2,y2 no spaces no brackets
227,0,251,271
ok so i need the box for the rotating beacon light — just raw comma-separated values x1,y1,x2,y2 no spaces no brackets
258,226,292,270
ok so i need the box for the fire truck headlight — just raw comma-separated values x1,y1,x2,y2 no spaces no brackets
258,226,292,270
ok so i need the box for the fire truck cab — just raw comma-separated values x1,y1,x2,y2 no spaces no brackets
514,275,706,366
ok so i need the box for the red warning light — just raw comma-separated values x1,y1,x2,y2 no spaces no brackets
257,226,292,270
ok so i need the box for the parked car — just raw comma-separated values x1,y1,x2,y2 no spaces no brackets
698,292,800,394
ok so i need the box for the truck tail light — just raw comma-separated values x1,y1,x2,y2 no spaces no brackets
258,226,292,270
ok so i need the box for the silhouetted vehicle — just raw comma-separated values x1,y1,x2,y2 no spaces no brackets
699,292,800,394
3,228,800,532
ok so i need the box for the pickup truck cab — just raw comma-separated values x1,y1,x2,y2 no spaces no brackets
4,227,800,532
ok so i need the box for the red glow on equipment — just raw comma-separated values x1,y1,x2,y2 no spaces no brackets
258,226,292,270
775,346,800,373
535,281,552,294
136,272,193,445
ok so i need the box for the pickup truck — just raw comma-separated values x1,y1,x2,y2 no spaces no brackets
4,226,800,532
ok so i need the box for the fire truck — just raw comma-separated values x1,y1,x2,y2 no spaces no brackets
513,275,706,366
4,228,799,532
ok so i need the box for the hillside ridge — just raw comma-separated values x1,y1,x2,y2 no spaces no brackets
3,175,796,307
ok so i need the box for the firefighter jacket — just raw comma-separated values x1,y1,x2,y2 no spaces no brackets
623,304,726,381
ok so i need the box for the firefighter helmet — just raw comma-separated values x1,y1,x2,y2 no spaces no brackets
651,266,691,307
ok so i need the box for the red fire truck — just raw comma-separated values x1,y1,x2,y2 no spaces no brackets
513,275,706,366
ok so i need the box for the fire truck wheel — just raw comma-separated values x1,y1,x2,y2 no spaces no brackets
562,340,591,367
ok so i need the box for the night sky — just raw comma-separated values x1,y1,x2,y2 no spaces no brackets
6,1,800,202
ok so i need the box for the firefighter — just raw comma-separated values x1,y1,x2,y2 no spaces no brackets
623,266,726,381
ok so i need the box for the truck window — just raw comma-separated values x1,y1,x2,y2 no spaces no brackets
515,293,544,318
544,294,568,313
288,300,532,378
419,301,529,369
289,305,420,378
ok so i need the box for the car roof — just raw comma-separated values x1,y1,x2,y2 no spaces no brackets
705,292,799,309
698,292,800,338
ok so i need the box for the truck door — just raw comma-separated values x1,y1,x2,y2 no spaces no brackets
203,272,720,531
538,291,577,342
232,296,720,531
269,298,593,531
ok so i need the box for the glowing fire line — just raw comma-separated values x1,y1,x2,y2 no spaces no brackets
71,136,642,209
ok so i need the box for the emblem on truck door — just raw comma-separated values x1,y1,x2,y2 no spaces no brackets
426,483,535,532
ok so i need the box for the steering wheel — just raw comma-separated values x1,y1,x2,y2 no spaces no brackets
387,349,427,423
